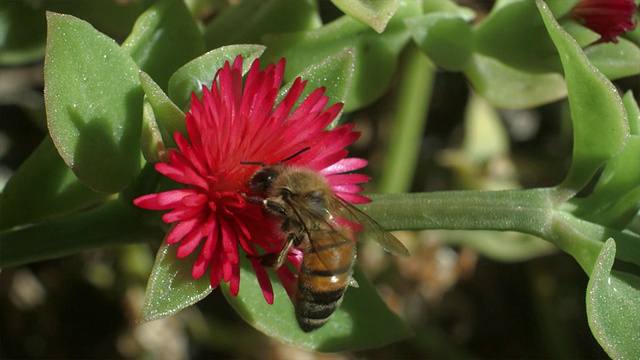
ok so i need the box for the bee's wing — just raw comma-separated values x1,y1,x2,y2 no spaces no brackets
330,195,410,257
284,196,354,270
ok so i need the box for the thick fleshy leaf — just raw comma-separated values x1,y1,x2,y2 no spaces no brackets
138,240,213,322
572,92,640,228
263,1,419,112
44,12,143,193
472,0,563,74
0,136,108,230
204,0,321,49
422,0,476,20
221,256,411,352
122,0,205,91
464,53,567,109
623,91,640,135
560,19,640,80
278,49,355,129
141,97,165,163
139,71,186,148
406,13,473,71
331,0,401,33
583,38,640,80
167,45,266,110
586,239,640,359
537,0,630,200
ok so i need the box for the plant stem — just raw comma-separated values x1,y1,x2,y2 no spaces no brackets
0,199,163,267
362,189,639,273
379,45,435,193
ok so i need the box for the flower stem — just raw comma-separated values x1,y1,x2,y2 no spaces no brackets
378,45,435,193
0,199,163,268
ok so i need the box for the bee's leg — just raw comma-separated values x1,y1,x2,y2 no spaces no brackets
260,233,297,269
239,192,264,205
263,199,288,217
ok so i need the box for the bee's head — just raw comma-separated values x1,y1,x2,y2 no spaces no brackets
248,166,280,196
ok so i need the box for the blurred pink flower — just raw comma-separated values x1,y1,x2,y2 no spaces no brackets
134,55,369,304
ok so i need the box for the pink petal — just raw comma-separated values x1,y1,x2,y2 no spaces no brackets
228,261,241,296
162,205,204,223
335,191,371,204
154,189,195,206
321,157,368,175
167,216,201,244
251,258,274,304
177,222,205,258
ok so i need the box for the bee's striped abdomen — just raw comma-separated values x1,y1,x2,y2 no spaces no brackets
295,235,356,332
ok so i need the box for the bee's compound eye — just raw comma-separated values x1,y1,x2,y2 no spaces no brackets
249,167,279,194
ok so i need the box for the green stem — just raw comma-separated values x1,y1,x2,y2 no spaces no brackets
362,189,639,273
363,189,555,233
379,45,435,194
0,199,163,268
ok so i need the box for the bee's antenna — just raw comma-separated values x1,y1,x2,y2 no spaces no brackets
240,160,266,166
279,147,311,164
240,147,311,167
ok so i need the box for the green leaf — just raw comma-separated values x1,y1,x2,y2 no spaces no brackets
122,0,204,91
264,1,418,112
405,13,472,71
0,136,108,230
222,256,411,352
571,92,640,228
623,91,640,136
536,0,630,201
277,48,355,129
331,0,401,33
584,38,640,80
44,12,144,193
472,0,561,74
464,53,567,109
571,135,640,229
140,97,165,163
561,20,640,80
139,70,186,148
204,0,321,50
167,44,266,110
586,239,640,359
138,240,213,322
422,0,476,20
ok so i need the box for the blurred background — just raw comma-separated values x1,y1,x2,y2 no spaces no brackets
1,0,637,358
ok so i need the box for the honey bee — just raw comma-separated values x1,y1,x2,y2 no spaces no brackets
242,151,409,332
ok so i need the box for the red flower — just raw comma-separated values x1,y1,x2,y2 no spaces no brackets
134,55,369,304
570,0,638,44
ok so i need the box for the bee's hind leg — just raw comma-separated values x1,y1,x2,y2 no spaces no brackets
259,233,300,269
